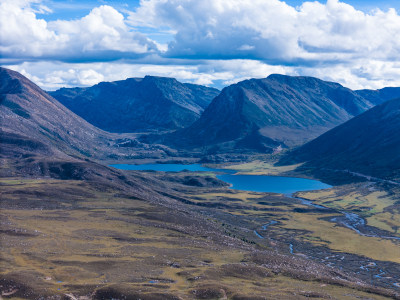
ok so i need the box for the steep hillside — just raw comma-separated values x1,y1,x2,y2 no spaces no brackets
0,67,167,178
0,67,105,159
163,75,374,152
280,97,400,181
50,76,219,132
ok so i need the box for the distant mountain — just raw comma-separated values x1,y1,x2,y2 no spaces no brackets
49,76,219,133
161,75,375,152
280,97,400,181
355,87,400,105
0,67,167,179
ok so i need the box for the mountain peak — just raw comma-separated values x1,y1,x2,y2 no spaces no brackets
0,67,33,95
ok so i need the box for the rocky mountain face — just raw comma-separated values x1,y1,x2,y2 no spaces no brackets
280,97,400,181
49,76,219,133
162,74,375,152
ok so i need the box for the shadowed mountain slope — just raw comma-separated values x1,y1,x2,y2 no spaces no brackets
280,97,400,181
49,76,219,133
0,67,106,160
0,67,167,180
161,74,375,152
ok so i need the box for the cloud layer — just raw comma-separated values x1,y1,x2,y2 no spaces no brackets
2,0,400,90
0,0,158,62
128,0,400,64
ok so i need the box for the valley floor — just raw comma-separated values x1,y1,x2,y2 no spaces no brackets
1,161,400,299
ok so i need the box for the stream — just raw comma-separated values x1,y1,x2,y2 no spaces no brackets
287,193,400,241
110,163,400,289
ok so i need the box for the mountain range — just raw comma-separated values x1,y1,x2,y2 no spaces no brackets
50,76,219,133
3,66,400,181
159,75,398,152
2,67,400,298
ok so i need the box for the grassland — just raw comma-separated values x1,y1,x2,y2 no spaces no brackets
1,176,398,299
223,161,302,176
190,188,400,262
296,184,400,235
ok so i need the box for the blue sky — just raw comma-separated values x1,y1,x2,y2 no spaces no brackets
287,0,400,11
37,0,140,21
2,0,400,90
38,0,400,21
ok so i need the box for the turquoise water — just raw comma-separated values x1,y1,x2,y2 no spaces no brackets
110,163,331,193
217,174,331,194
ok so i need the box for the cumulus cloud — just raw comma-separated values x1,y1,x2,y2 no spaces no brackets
7,57,400,92
128,0,298,61
10,63,107,89
2,0,400,90
0,0,159,62
128,0,400,64
4,60,291,90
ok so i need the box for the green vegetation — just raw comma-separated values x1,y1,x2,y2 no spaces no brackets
297,184,400,235
223,160,302,175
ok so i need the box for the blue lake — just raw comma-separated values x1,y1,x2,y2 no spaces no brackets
217,174,331,194
110,163,331,193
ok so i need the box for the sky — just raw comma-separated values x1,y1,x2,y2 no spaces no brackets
1,0,400,90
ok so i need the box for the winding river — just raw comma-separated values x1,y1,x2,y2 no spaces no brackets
110,163,400,241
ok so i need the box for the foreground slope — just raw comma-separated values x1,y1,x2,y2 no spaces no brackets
50,76,219,132
163,74,374,152
280,97,400,182
0,67,111,159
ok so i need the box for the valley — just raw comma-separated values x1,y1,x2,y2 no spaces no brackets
3,0,400,298
1,67,400,299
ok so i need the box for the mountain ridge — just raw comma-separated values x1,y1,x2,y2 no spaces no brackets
355,86,400,105
49,76,219,133
158,74,379,152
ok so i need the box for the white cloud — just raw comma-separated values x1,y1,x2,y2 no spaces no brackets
2,0,400,90
0,0,159,61
77,69,105,86
5,60,285,90
50,6,154,54
6,59,400,92
128,0,400,63
0,0,59,57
